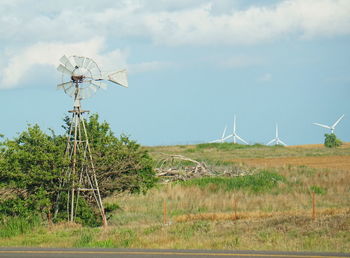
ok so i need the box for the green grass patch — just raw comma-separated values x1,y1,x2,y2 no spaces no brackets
310,185,327,195
114,228,138,248
0,216,41,238
195,143,266,151
74,231,94,247
179,170,286,193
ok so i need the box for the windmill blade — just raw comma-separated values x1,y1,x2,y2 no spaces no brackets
266,139,275,145
82,57,93,69
57,81,73,90
209,139,221,143
87,60,98,71
89,84,98,93
85,79,107,90
64,84,76,97
74,56,85,68
79,87,93,99
59,55,75,72
313,123,331,129
57,64,73,76
236,135,248,144
107,69,128,87
91,81,108,90
332,114,345,128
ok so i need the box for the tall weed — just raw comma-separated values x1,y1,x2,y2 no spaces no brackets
0,216,41,238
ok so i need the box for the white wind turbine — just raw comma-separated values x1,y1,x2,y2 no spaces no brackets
313,114,345,134
225,115,248,144
266,124,287,146
210,126,230,143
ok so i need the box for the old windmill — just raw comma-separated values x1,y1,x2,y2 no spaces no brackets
56,55,128,226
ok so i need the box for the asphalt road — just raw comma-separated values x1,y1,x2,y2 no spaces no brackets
0,248,348,258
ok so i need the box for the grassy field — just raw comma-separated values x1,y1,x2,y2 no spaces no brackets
0,143,349,252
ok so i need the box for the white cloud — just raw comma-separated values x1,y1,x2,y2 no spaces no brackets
1,0,349,89
1,0,349,46
0,38,128,89
141,0,350,45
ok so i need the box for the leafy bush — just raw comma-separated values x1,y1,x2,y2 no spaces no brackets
324,133,342,148
179,170,286,193
75,114,157,196
0,125,67,220
0,114,156,226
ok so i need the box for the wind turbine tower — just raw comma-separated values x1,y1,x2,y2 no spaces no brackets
266,124,287,146
225,115,248,144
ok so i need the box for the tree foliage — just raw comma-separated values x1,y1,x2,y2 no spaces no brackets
0,125,66,219
324,133,342,148
66,114,156,196
0,115,156,225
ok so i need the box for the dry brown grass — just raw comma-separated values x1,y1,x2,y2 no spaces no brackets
229,155,350,172
288,142,350,149
174,208,350,222
1,143,349,252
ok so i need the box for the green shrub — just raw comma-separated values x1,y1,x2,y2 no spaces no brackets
81,114,157,196
324,133,342,148
0,114,157,227
179,170,286,193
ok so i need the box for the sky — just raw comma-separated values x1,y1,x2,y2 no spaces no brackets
0,0,349,146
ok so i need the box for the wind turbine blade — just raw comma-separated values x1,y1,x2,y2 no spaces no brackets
57,64,73,76
209,139,220,143
223,134,233,141
266,139,275,145
221,126,227,140
313,123,331,129
236,135,248,144
59,55,75,72
278,139,287,146
107,69,128,87
275,124,279,138
332,114,345,128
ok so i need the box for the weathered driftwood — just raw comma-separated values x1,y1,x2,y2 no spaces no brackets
155,154,252,182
